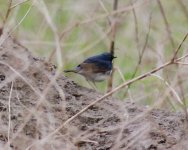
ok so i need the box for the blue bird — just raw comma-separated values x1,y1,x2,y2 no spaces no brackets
64,52,116,84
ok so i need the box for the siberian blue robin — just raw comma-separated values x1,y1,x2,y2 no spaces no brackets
64,52,116,84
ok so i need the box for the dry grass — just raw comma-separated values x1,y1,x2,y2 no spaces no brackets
0,0,188,149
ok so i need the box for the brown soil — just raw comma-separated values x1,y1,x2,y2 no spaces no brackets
0,37,188,150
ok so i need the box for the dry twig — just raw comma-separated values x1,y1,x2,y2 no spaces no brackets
157,0,175,48
107,0,119,92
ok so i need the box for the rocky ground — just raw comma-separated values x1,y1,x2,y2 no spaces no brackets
0,37,188,150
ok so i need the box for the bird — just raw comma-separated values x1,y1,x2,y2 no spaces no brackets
64,52,116,85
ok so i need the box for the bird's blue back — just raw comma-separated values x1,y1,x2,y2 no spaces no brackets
84,52,114,63
83,52,114,71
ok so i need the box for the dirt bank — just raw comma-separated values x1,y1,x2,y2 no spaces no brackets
0,37,188,150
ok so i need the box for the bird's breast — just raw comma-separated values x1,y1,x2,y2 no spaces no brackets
89,70,112,82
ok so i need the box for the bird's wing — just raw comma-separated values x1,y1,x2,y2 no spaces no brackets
80,60,112,73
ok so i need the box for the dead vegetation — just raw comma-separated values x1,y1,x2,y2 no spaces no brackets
0,37,188,149
0,0,188,149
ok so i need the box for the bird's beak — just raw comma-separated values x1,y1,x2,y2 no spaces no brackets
113,56,117,59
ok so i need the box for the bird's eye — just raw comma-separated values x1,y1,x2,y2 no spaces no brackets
77,64,82,69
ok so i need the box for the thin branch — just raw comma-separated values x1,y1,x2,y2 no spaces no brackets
3,0,13,25
153,73,188,121
47,22,79,62
170,49,186,113
107,0,118,92
0,1,34,46
132,14,152,78
171,33,188,61
3,70,62,149
98,0,111,25
35,0,63,68
124,13,152,96
131,0,139,53
110,0,118,55
157,0,175,48
10,0,31,10
7,81,14,148
170,32,188,121
175,62,188,65
68,26,112,60
1,0,13,36
115,66,133,101
152,74,183,105
82,0,147,25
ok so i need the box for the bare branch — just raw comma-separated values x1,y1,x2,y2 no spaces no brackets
3,0,13,25
10,0,31,10
157,0,175,48
7,81,14,148
171,33,188,62
107,0,119,92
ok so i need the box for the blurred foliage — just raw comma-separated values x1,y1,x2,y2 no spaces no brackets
0,0,188,107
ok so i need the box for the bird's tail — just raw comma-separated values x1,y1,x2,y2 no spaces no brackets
64,69,78,73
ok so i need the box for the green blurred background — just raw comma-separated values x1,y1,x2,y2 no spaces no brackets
0,0,188,109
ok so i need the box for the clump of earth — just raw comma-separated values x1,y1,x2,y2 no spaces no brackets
0,37,188,150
